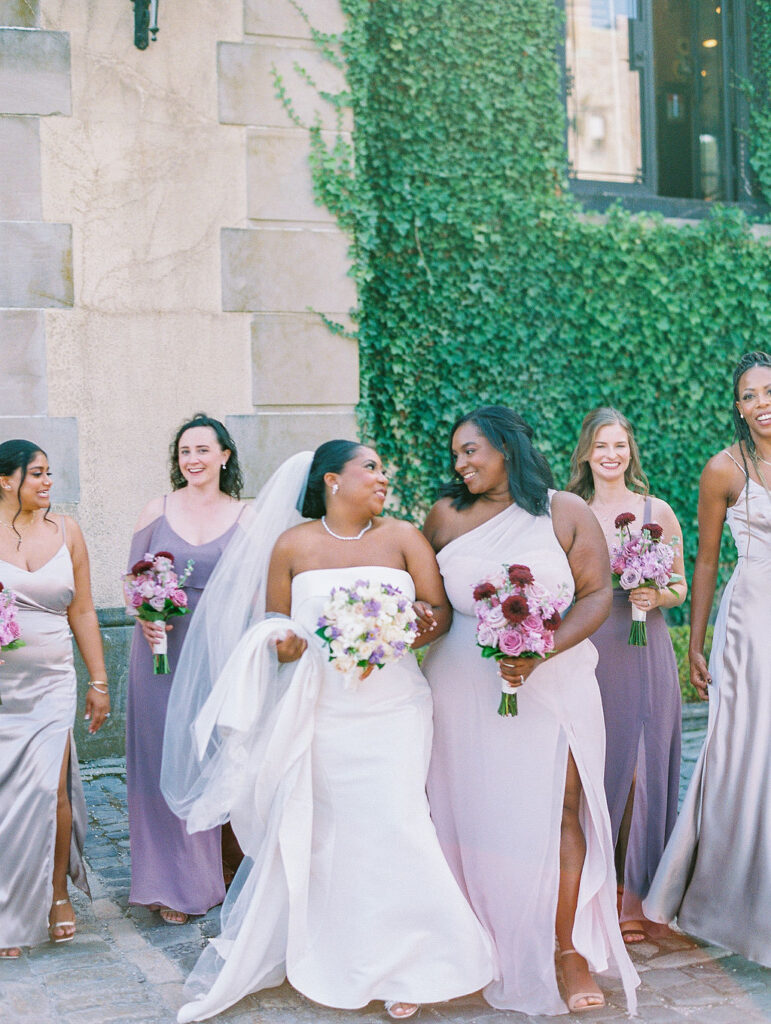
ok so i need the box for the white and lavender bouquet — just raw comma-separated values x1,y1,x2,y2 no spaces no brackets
0,582,24,653
610,513,682,646
315,579,419,686
472,564,570,717
123,551,194,674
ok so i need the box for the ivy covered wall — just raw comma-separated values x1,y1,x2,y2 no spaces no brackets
307,0,771,619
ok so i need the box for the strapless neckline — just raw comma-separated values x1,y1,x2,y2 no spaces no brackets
292,565,412,584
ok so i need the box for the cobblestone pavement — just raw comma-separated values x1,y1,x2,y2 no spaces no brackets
2,706,770,1024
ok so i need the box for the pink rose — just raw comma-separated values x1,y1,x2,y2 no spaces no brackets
170,590,188,608
619,566,642,590
499,628,526,656
476,623,498,648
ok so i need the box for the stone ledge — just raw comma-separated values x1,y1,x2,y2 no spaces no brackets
0,115,42,219
244,0,346,40
0,1,38,27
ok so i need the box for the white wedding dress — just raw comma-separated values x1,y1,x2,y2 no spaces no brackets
176,566,495,1022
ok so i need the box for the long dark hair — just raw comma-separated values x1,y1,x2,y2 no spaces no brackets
0,439,55,546
301,440,362,519
169,413,244,499
439,406,554,516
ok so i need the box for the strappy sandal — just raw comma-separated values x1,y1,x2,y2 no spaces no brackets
48,898,76,943
559,949,605,1012
621,920,647,944
384,1002,420,1019
159,907,189,925
0,947,21,959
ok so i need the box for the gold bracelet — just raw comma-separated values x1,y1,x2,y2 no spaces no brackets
88,680,108,693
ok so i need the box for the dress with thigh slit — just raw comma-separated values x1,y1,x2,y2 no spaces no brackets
0,538,90,948
423,496,639,1015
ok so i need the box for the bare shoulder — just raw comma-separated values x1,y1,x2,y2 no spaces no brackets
550,489,592,522
375,514,419,537
133,495,165,532
701,448,746,497
273,520,317,553
423,497,456,545
647,494,681,528
53,513,83,542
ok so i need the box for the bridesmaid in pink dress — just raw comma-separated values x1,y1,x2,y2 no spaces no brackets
125,415,246,925
422,406,639,1016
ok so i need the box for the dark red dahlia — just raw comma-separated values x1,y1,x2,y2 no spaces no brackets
642,522,663,540
0,581,4,592
154,550,175,561
614,512,636,529
130,559,153,575
502,594,529,624
543,610,562,631
473,582,497,602
507,564,534,586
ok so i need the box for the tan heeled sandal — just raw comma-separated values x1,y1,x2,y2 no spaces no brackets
384,1002,420,1019
559,949,605,1012
48,898,76,943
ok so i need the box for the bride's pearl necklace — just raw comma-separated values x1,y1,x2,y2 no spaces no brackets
321,516,373,541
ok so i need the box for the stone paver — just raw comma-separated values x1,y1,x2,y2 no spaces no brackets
1,708,769,1023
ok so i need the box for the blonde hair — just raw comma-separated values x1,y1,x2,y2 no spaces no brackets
566,407,649,501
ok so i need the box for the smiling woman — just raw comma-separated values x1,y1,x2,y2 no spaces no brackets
644,352,771,968
124,414,246,927
0,439,109,957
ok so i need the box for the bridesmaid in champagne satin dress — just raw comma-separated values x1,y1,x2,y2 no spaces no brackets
0,440,109,958
644,353,771,967
126,415,246,925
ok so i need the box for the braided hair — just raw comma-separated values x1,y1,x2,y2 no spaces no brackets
732,351,771,479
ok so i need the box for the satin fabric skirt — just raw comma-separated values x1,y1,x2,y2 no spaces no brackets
0,606,88,948
644,554,771,966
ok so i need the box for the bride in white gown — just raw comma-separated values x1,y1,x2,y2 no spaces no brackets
161,441,495,1022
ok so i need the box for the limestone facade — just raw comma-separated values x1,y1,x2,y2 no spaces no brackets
0,0,358,617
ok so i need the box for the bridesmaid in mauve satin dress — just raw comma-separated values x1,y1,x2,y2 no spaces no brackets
125,415,246,926
644,352,771,967
567,408,687,944
0,439,110,958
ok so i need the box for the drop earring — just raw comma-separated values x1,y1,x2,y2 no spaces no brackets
332,484,339,495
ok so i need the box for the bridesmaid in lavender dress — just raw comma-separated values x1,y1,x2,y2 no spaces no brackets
567,409,686,944
126,415,245,925
0,440,109,958
423,407,639,1016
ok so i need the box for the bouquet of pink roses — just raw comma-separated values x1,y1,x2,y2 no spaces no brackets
472,564,570,717
610,513,682,646
0,581,25,706
123,551,194,673
0,582,24,653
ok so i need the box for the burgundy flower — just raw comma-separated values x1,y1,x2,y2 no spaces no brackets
473,582,497,602
614,512,636,529
508,564,535,586
642,522,663,541
130,559,153,575
154,550,174,561
501,594,529,624
543,610,562,631
0,581,4,592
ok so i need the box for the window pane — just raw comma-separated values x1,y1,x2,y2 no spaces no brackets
566,0,644,182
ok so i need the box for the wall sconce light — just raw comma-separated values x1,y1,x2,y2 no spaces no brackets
702,38,719,48
133,0,159,50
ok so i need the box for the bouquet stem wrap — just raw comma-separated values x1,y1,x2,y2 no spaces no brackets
629,604,647,646
498,678,519,717
152,629,169,674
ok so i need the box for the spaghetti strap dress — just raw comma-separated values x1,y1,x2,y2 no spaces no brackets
0,526,90,948
126,502,242,915
644,455,771,966
590,495,681,927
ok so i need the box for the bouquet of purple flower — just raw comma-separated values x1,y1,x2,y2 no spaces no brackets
472,564,570,717
610,513,682,646
316,579,418,687
123,551,194,673
0,582,24,654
